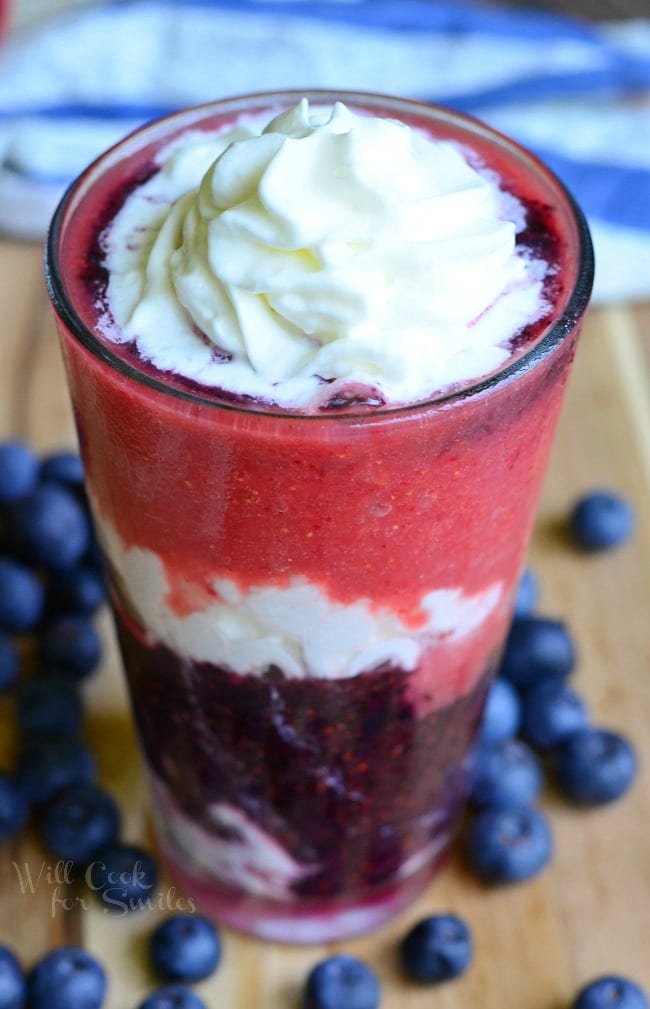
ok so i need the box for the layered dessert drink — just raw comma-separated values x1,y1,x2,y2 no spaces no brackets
46,91,593,942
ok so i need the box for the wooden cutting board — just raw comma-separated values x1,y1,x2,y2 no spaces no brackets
0,241,649,1008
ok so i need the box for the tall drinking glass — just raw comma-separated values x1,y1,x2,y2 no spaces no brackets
45,91,593,942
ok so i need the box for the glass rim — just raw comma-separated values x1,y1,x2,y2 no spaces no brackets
45,87,595,421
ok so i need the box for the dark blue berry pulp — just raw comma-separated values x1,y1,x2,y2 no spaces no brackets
117,607,491,906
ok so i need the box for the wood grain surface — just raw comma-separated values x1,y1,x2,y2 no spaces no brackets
1,239,649,1009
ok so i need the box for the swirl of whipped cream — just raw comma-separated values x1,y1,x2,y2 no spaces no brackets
103,99,547,407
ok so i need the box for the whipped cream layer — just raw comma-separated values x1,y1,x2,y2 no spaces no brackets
153,787,312,901
100,516,504,681
101,99,549,408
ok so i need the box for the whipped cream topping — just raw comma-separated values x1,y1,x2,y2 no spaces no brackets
101,99,548,408
98,515,504,681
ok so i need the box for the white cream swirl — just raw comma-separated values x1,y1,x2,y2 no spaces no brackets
102,99,547,407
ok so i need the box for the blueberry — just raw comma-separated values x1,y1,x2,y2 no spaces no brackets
17,735,96,805
470,738,542,809
480,678,521,743
0,773,29,843
48,566,106,617
150,915,221,983
0,441,39,504
554,727,637,806
572,976,649,1009
521,681,588,750
137,986,207,1009
500,617,575,691
399,913,472,984
0,557,44,633
569,491,635,551
466,805,553,884
0,945,25,1009
40,783,120,863
39,451,85,489
27,946,106,1009
513,568,538,617
9,484,90,571
0,633,19,692
89,843,159,912
17,677,83,737
303,955,380,1009
38,616,101,679
83,538,105,574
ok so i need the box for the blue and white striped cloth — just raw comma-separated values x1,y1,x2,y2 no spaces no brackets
1,0,649,301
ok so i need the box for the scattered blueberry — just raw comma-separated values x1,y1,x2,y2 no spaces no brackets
0,773,29,843
17,735,96,805
0,633,18,692
480,678,522,743
513,568,538,617
39,451,85,489
150,915,221,983
303,955,380,1009
27,946,106,1009
83,538,105,574
521,681,588,750
0,441,39,504
0,945,25,1009
466,805,553,884
48,566,106,617
554,727,637,806
500,617,575,691
16,677,83,737
569,491,635,551
89,843,159,912
470,738,543,809
572,975,649,1009
399,913,472,984
40,783,120,863
0,557,44,633
38,615,102,680
137,987,207,1009
9,484,90,571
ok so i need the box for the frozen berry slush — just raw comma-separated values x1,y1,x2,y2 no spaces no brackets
46,91,593,942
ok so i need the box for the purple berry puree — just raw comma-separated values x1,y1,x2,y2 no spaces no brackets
115,603,493,941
